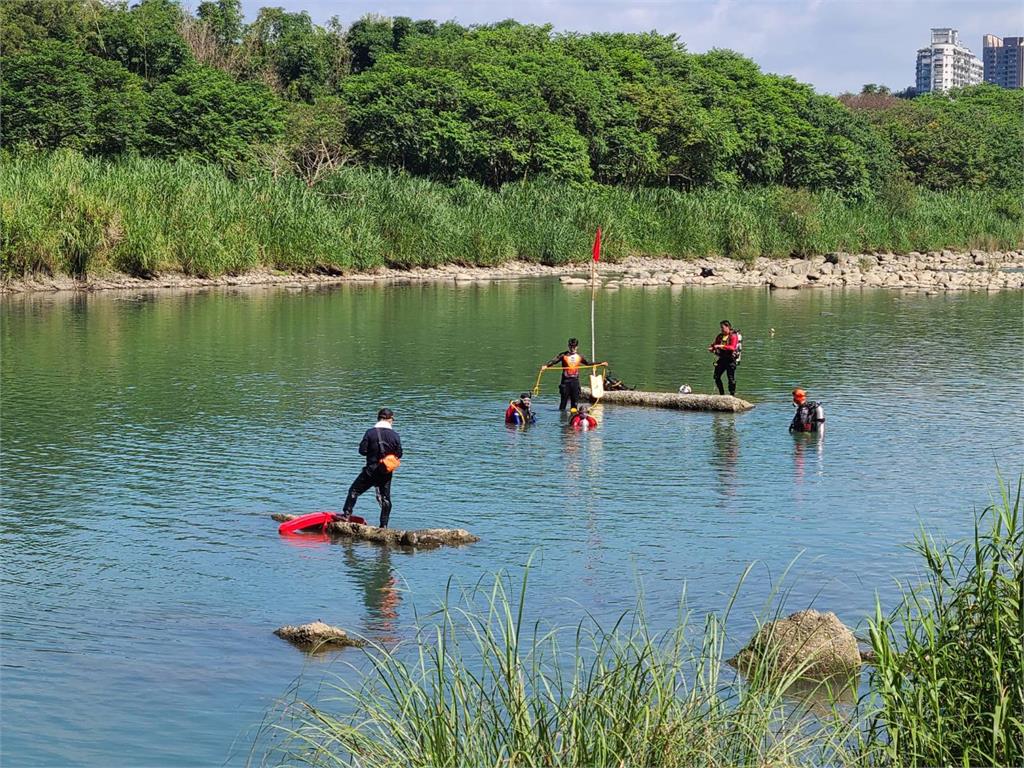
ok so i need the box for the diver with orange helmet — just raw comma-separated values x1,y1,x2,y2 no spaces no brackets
789,389,826,433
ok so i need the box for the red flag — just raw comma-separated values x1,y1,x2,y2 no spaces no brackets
592,227,601,262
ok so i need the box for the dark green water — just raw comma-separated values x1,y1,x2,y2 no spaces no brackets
2,280,1022,765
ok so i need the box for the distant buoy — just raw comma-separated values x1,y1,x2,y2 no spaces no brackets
678,385,692,394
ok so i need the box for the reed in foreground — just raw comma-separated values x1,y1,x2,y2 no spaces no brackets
866,478,1023,767
262,570,861,768
260,477,1024,767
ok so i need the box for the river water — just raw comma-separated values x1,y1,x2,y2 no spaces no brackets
2,280,1021,766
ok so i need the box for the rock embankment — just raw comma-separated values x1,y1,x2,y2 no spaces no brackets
592,250,1024,292
3,250,1021,294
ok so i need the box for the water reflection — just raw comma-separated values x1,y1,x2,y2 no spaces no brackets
341,543,403,644
711,415,740,503
793,431,826,488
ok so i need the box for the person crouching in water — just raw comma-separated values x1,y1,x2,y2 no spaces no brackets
570,404,598,430
708,320,740,396
341,408,403,528
505,392,536,426
789,389,825,434
543,337,591,411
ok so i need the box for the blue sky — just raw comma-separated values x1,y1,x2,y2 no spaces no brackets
233,0,1023,94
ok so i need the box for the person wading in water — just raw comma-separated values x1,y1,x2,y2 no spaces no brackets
789,388,826,434
542,338,591,412
341,408,403,528
708,320,740,396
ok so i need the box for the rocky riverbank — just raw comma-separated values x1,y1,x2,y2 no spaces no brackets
2,250,1022,295
583,249,1024,292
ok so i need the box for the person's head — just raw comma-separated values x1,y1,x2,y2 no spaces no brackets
568,337,579,350
792,388,806,405
519,392,532,406
719,320,732,334
377,407,394,422
577,405,588,416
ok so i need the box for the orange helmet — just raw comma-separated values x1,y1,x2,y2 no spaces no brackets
792,388,807,403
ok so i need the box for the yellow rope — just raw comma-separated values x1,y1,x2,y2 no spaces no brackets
532,363,608,396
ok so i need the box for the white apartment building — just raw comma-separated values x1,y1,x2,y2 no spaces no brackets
916,28,983,93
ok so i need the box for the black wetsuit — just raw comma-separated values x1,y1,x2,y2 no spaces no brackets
712,332,738,396
789,402,825,433
342,425,403,527
545,350,591,410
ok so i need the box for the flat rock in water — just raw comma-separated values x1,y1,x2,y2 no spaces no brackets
274,621,364,651
770,275,805,289
730,609,862,680
272,515,479,548
583,388,753,412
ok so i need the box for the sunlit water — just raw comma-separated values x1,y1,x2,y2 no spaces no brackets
2,280,1022,766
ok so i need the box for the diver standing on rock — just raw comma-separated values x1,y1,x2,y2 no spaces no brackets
708,320,740,396
341,408,403,528
542,338,592,411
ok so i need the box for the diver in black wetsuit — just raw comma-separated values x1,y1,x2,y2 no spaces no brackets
542,338,591,411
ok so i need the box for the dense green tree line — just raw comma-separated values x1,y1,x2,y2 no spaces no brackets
1,0,1021,195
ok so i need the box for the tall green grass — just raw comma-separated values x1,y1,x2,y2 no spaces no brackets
3,150,1022,279
265,569,862,768
866,478,1023,767
261,477,1023,767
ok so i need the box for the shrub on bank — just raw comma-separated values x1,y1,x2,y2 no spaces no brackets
2,151,1022,279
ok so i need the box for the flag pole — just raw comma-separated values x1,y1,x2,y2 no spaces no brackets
590,227,600,361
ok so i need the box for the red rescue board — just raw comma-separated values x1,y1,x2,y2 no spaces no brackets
278,512,366,535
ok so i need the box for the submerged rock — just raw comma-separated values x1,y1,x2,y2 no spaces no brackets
730,609,862,680
274,621,365,651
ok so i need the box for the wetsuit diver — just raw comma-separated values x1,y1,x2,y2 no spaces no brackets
570,404,598,430
788,389,826,434
708,320,740,396
543,338,591,411
341,408,403,528
505,393,536,426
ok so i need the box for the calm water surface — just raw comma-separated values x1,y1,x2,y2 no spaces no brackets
2,280,1022,765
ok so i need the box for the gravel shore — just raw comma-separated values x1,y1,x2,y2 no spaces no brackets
3,250,1022,295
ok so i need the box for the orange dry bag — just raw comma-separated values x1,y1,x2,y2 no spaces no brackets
376,428,400,473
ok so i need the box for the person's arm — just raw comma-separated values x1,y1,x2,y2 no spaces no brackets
719,333,739,353
708,334,720,351
542,353,563,369
358,430,370,456
392,433,403,459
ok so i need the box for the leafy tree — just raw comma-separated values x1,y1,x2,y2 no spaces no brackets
1,40,147,154
346,14,397,74
0,0,94,53
145,65,284,167
240,7,345,101
91,0,192,81
853,84,1023,191
197,0,242,48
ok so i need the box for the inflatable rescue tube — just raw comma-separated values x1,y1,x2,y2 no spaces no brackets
278,512,365,535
